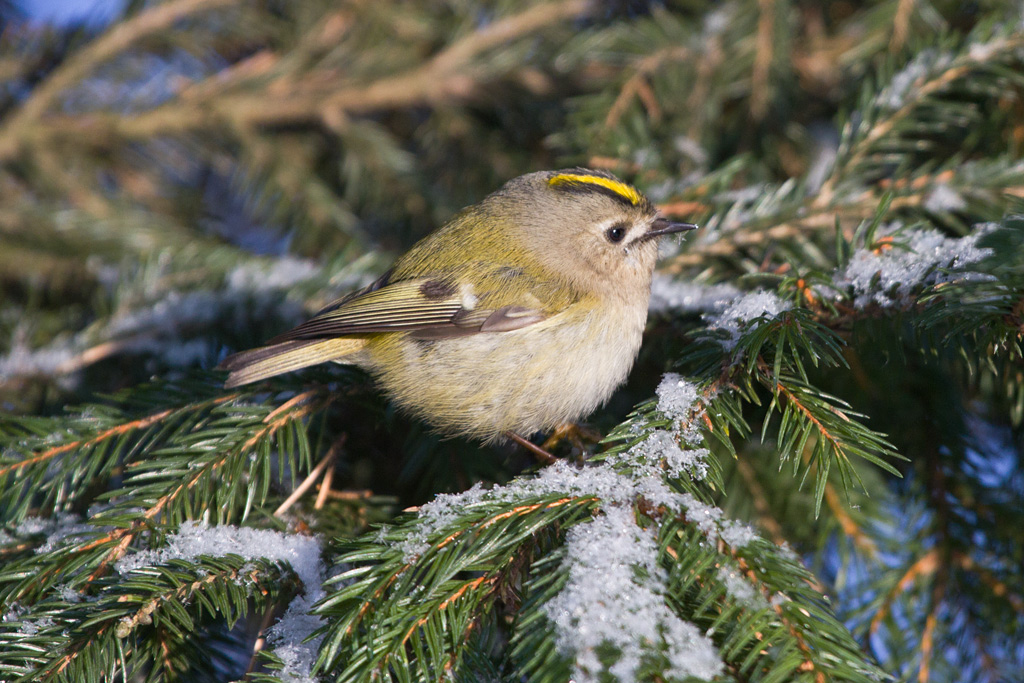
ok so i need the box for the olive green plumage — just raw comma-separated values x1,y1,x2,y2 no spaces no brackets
220,169,696,441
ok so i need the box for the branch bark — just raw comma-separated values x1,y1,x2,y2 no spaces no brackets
0,0,593,161
0,0,239,159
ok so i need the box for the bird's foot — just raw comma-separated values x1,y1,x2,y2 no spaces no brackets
542,422,602,456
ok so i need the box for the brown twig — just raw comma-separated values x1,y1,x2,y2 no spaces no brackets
732,454,788,547
431,0,589,73
320,488,374,501
0,0,238,160
245,605,277,676
657,200,710,217
0,0,593,160
686,26,724,140
889,0,915,54
587,156,641,173
954,552,1024,613
274,434,345,517
604,46,690,130
177,50,279,103
314,463,335,510
919,561,947,683
751,0,776,120
869,548,939,635
823,481,878,558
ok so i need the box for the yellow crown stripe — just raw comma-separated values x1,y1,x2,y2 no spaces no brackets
548,173,643,206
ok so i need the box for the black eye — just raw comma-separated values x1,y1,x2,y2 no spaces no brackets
605,224,627,243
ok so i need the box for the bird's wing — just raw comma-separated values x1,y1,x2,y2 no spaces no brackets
268,273,550,343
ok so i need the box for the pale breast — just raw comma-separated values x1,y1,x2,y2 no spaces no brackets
365,299,648,441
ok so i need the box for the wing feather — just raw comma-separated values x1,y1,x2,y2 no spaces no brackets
221,267,562,387
265,262,567,347
269,280,465,342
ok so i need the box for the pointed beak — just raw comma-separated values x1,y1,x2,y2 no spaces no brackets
644,217,699,241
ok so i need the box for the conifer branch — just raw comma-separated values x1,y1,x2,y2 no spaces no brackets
0,0,594,157
0,0,239,160
662,28,1024,274
3,3,1023,680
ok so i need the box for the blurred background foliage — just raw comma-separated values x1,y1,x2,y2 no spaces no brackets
1,0,1023,681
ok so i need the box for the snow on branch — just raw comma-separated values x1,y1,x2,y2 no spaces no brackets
116,521,325,683
545,505,722,682
0,256,322,383
832,223,995,308
388,373,763,681
653,222,998,334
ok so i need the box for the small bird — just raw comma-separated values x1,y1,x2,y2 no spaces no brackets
220,169,696,446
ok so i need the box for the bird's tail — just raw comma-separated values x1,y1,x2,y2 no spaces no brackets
219,338,366,388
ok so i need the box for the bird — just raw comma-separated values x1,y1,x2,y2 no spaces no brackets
219,169,696,449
